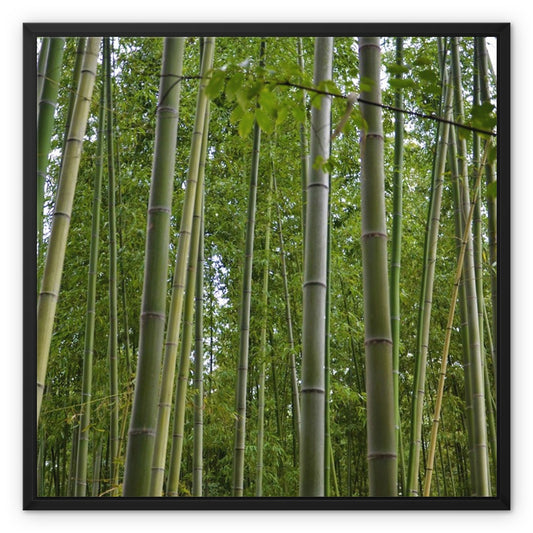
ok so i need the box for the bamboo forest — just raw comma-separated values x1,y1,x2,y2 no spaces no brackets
33,31,503,501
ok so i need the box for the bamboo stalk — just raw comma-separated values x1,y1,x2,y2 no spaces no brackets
359,36,397,497
37,37,101,423
104,37,121,495
37,37,65,253
390,37,405,494
407,66,454,497
273,174,301,458
122,37,185,497
36,38,50,110
299,36,333,497
255,170,273,496
165,95,212,497
74,54,106,497
423,142,489,496
150,37,213,497
192,196,205,497
451,38,489,496
477,37,498,383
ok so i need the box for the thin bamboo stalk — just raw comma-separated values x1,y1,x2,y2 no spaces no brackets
192,196,205,497
91,438,103,496
231,39,266,497
151,38,213,497
37,37,101,422
103,37,121,495
37,37,65,252
406,68,454,497
423,142,489,496
273,174,301,457
122,37,185,497
165,95,212,497
297,37,309,255
477,37,497,382
390,37,405,494
37,38,50,109
74,58,106,497
255,170,273,497
451,38,489,496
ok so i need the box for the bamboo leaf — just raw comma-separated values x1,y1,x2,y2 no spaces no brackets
238,111,255,138
206,69,226,99
255,107,274,133
487,180,497,199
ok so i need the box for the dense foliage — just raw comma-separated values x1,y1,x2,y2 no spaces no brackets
36,34,498,498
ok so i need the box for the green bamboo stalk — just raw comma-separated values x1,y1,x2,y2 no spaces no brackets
272,174,301,458
122,37,185,497
37,37,101,423
67,425,79,496
473,40,493,492
91,437,103,496
324,173,331,497
165,93,212,497
447,122,476,493
297,37,309,255
423,144,488,496
104,38,120,494
192,196,205,497
390,37,405,494
329,439,339,497
231,39,266,498
37,37,65,252
451,38,489,496
359,36,397,497
150,37,212,497
299,36,333,497
37,428,46,496
36,38,50,113
74,60,106,497
477,37,497,381
59,38,87,176
255,171,272,497
406,68,454,497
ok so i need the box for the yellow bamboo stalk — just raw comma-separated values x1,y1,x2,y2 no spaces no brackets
423,142,489,496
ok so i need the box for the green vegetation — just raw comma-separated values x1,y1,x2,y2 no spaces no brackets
36,35,498,498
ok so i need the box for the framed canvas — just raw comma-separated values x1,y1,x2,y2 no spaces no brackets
23,22,510,510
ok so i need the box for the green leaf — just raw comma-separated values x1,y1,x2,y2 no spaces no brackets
488,142,497,164
418,68,435,83
258,88,277,113
255,107,274,134
310,92,323,109
413,54,432,66
386,63,410,76
316,79,341,96
230,105,244,125
274,104,289,125
359,76,375,93
206,69,226,99
226,71,245,101
389,78,416,90
247,80,264,100
292,104,306,124
471,102,497,133
236,89,250,110
238,111,255,138
487,180,497,199
312,155,325,170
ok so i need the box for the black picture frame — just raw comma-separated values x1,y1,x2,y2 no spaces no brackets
23,22,511,511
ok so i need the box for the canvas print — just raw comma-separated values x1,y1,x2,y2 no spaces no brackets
25,24,509,509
